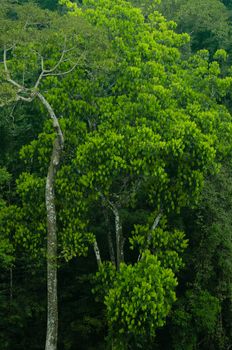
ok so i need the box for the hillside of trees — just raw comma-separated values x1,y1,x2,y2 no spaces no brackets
1,1,232,349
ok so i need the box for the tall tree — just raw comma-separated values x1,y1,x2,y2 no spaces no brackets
59,0,232,347
0,2,105,349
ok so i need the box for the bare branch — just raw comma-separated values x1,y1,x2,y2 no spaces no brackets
151,212,162,231
43,50,85,78
16,95,34,102
103,198,124,269
107,229,116,265
41,55,45,72
138,212,162,262
3,47,24,90
104,210,116,265
98,191,116,212
3,47,35,104
44,47,78,73
43,61,79,77
43,37,67,74
93,239,102,269
3,42,82,97
34,70,45,90
97,191,124,270
29,53,46,90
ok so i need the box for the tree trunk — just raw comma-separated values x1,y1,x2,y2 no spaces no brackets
45,137,60,350
93,239,102,268
36,93,64,350
107,229,116,266
111,204,124,271
4,47,65,350
104,210,116,265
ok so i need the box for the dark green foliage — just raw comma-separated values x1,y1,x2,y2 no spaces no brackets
0,256,46,350
171,289,220,350
1,0,232,349
130,0,232,54
161,164,232,350
173,0,231,53
18,0,59,10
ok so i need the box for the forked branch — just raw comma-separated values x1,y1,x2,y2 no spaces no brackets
3,44,81,97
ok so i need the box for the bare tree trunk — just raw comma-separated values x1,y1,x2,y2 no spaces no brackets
3,47,72,350
104,210,116,265
93,239,102,269
111,204,124,271
138,212,162,262
99,195,123,270
37,93,64,350
107,229,116,266
44,137,59,350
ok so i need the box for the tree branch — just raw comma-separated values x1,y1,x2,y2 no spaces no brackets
151,212,162,231
43,38,67,74
3,45,81,97
3,47,25,91
98,192,124,270
36,92,64,145
43,61,79,77
138,212,162,262
93,239,102,269
16,95,34,102
106,200,124,270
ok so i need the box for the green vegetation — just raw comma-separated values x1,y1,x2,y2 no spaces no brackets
1,0,232,349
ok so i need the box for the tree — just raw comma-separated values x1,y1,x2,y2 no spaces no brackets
0,2,105,349
1,0,232,348
168,163,232,349
17,0,59,10
130,0,232,54
175,0,230,52
58,0,232,347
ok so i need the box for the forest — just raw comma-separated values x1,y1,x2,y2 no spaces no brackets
1,0,232,349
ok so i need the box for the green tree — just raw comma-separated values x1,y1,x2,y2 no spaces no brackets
2,0,232,348
175,0,230,52
169,164,232,349
0,2,105,349
130,0,232,54
58,0,232,347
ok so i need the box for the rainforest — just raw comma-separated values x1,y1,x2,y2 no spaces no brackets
1,1,232,349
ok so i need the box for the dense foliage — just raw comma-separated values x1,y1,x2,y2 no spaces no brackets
1,0,232,349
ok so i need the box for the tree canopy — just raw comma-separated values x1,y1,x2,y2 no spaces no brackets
1,0,232,349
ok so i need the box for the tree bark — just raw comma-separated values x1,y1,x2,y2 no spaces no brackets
4,47,65,350
44,137,60,350
93,239,102,269
107,229,116,266
111,204,124,271
99,195,123,270
36,93,64,350
104,210,116,265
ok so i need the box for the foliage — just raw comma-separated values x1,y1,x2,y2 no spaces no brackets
95,253,177,349
161,163,232,349
0,168,14,268
1,0,232,349
131,0,232,54
130,217,188,272
171,289,220,350
57,0,232,345
174,0,231,52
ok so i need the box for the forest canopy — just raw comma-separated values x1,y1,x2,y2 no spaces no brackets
1,1,232,350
